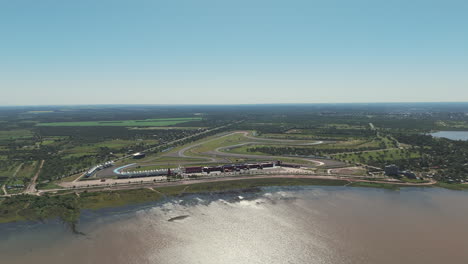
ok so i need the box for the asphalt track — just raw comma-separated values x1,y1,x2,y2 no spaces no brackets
167,131,344,167
94,131,345,178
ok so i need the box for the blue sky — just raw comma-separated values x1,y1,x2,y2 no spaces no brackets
1,0,467,105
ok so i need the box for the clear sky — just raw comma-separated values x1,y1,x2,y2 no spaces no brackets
1,0,467,105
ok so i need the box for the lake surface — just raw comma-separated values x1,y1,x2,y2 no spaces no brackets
431,130,468,140
1,186,468,264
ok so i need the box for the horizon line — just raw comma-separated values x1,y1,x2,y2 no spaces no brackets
2,101,468,108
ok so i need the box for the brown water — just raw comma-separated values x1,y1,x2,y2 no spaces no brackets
1,186,468,264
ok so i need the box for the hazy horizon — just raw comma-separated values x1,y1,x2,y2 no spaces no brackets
1,0,467,105
3,102,468,109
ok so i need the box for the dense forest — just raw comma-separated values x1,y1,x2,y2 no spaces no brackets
391,133,468,182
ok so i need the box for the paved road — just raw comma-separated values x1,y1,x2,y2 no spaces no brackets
210,146,326,166
169,131,342,167
243,133,324,145
42,173,437,196
75,122,242,180
173,131,239,162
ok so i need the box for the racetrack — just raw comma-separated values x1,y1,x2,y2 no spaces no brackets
162,131,345,167
93,130,346,179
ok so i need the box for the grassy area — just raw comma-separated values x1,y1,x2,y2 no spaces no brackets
0,161,41,193
79,189,163,210
185,131,319,157
225,139,381,155
222,144,269,155
348,182,401,190
167,178,349,193
400,177,429,184
186,133,250,155
332,148,421,164
129,127,207,130
329,167,367,176
317,139,382,149
15,161,40,180
145,156,207,163
82,178,351,210
37,182,63,190
435,182,468,190
59,173,84,183
324,124,367,129
131,164,182,171
0,130,33,141
161,132,321,166
62,139,158,158
0,163,22,178
36,117,202,127
40,136,68,146
0,194,80,224
130,163,221,171
261,133,318,140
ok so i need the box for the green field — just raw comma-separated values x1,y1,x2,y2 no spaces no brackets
159,132,323,166
332,148,421,163
60,139,159,159
261,133,319,140
15,161,40,180
36,117,202,127
186,133,250,155
435,182,468,190
348,182,401,190
185,132,318,156
0,163,22,178
149,156,207,162
131,163,227,171
222,144,269,155
0,130,33,141
129,126,207,130
227,139,381,155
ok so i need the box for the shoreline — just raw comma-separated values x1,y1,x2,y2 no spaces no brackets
0,175,455,226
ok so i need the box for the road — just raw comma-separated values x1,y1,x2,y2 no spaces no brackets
93,130,337,179
172,131,238,162
210,146,326,166
119,122,239,161
74,122,241,181
0,125,435,198
24,160,45,194
40,172,437,196
170,131,340,167
243,133,324,145
0,166,437,198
